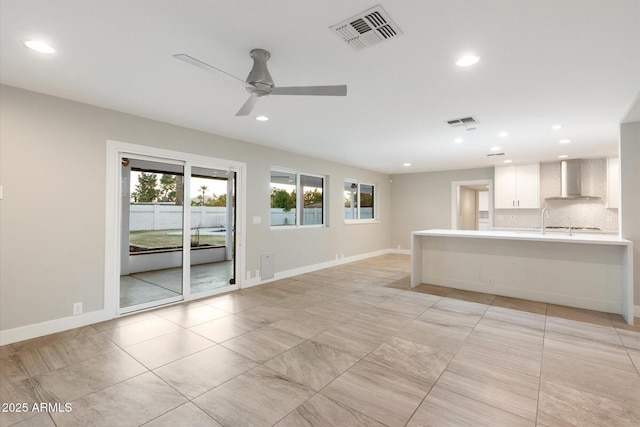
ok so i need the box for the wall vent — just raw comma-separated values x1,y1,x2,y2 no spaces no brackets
260,253,274,280
330,5,403,51
446,116,478,130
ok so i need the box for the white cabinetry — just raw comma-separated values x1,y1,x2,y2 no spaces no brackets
478,190,489,211
607,157,619,209
494,163,540,209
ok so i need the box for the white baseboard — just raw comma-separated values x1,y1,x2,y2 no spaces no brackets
0,248,407,345
0,309,112,346
7,248,627,345
242,248,403,288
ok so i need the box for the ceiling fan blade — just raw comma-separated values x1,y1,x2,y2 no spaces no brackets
173,54,247,85
235,96,260,116
270,85,347,96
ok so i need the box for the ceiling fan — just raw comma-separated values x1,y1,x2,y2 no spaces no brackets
173,49,348,116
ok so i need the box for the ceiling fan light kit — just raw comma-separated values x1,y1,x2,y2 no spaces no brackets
174,48,347,117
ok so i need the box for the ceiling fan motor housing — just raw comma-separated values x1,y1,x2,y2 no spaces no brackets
246,49,274,96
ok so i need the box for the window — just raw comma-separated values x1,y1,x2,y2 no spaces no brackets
271,169,324,227
300,174,324,226
344,180,376,222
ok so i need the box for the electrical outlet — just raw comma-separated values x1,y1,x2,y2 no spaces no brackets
255,270,260,279
335,254,338,260
246,270,251,279
73,302,83,315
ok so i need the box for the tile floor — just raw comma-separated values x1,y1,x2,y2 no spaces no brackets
1,254,639,426
120,261,234,308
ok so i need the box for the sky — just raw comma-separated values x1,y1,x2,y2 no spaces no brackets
130,171,228,200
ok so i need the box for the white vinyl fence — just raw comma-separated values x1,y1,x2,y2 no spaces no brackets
270,207,373,225
270,209,323,226
130,205,374,230
130,205,226,231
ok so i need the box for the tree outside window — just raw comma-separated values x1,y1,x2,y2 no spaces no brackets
271,169,324,227
344,180,375,221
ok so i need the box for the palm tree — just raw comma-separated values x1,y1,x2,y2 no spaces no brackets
199,185,208,206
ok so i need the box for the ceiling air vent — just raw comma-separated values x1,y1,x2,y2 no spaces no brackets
330,5,403,51
446,116,478,131
486,152,506,157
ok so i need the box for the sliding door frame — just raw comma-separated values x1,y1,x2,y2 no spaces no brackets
105,140,247,317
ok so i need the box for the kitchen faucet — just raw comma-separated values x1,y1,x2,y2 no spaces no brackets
541,208,550,235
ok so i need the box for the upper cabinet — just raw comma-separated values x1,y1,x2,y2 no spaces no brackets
478,190,489,211
494,163,540,209
607,157,619,209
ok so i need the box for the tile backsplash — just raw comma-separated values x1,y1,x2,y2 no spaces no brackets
493,158,618,231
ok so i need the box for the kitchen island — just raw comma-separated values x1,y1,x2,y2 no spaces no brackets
411,229,634,324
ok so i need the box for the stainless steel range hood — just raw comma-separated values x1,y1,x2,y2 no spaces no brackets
545,159,601,200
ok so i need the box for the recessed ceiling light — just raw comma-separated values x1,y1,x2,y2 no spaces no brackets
558,154,569,158
498,132,508,138
456,55,480,67
403,162,411,167
551,124,562,130
490,146,501,151
454,138,463,144
24,40,55,54
558,139,571,144
504,159,513,163
255,115,269,121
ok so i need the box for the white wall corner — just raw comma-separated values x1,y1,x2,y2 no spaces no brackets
392,248,411,255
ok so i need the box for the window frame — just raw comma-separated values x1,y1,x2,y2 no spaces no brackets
270,167,326,229
344,179,378,224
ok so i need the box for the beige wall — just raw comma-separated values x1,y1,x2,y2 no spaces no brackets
459,186,478,230
2,82,637,336
389,168,494,249
0,85,392,331
620,120,640,306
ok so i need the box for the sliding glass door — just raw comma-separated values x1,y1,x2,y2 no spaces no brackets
120,157,185,311
189,167,236,295
118,156,237,314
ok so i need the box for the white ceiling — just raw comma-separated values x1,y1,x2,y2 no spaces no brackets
1,0,639,174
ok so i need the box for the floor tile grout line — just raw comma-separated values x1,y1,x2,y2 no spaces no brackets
255,288,433,425
534,307,549,426
4,255,639,426
613,326,640,376
540,309,640,412
400,300,493,426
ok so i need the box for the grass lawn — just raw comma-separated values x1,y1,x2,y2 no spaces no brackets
130,229,226,249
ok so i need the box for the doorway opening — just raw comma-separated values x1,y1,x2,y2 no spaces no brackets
119,157,237,313
106,141,245,317
451,180,493,231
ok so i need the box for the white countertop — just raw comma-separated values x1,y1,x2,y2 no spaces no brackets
412,229,632,246
491,227,618,235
